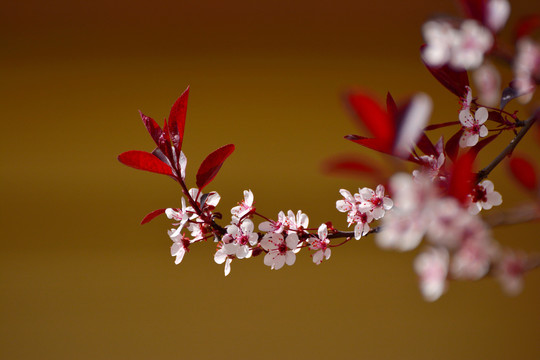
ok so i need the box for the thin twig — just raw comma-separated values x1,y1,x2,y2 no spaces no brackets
477,112,538,183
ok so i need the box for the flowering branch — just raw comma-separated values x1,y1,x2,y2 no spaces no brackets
119,0,540,301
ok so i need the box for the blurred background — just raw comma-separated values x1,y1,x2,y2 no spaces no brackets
2,0,539,359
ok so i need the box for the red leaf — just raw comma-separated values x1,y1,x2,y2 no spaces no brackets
322,155,383,181
139,111,163,146
416,133,438,157
345,91,394,143
423,60,470,98
448,153,475,204
386,92,398,119
168,86,190,155
425,121,460,131
514,14,540,40
196,144,235,189
141,208,166,225
445,129,464,162
345,135,392,154
458,0,488,23
509,155,538,190
118,150,174,176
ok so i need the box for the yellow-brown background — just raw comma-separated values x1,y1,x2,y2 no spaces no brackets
2,0,539,359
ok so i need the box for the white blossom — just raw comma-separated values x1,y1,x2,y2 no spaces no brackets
309,224,331,265
260,232,300,270
459,107,489,148
414,247,449,302
468,180,502,214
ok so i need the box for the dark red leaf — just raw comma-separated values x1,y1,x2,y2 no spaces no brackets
467,133,499,160
386,92,398,119
139,111,163,147
168,86,190,155
445,129,464,162
458,0,488,23
423,60,470,98
345,135,392,154
514,14,540,40
141,208,166,225
448,152,475,204
416,133,438,157
425,121,460,131
118,150,174,176
196,144,235,189
344,91,394,143
488,111,505,124
509,155,538,190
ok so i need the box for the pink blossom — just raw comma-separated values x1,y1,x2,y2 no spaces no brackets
166,198,192,238
459,107,489,148
486,0,510,33
309,224,331,264
222,219,259,259
450,217,495,280
468,180,502,214
414,247,449,302
426,197,468,249
169,230,190,265
231,190,255,221
258,211,287,233
473,62,501,106
459,86,473,112
214,245,233,276
451,20,493,70
286,210,309,234
514,38,540,103
357,185,393,220
495,250,527,296
260,232,300,270
422,20,458,67
422,19,493,70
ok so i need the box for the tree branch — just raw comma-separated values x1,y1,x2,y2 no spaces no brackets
477,112,539,183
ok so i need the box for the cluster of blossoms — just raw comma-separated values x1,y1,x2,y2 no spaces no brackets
119,0,540,302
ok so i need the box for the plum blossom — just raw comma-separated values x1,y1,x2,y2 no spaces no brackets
486,0,510,33
422,19,493,70
214,246,233,276
413,153,446,181
459,107,489,148
260,232,300,270
169,229,190,265
188,188,221,213
495,250,527,295
513,38,540,103
357,185,393,220
376,173,436,251
258,211,288,233
468,180,502,214
473,62,501,106
426,197,469,249
414,247,449,302
222,219,258,257
286,210,309,234
450,216,496,280
166,198,193,238
451,20,493,70
309,224,331,265
422,20,458,67
231,190,255,221
459,86,473,112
